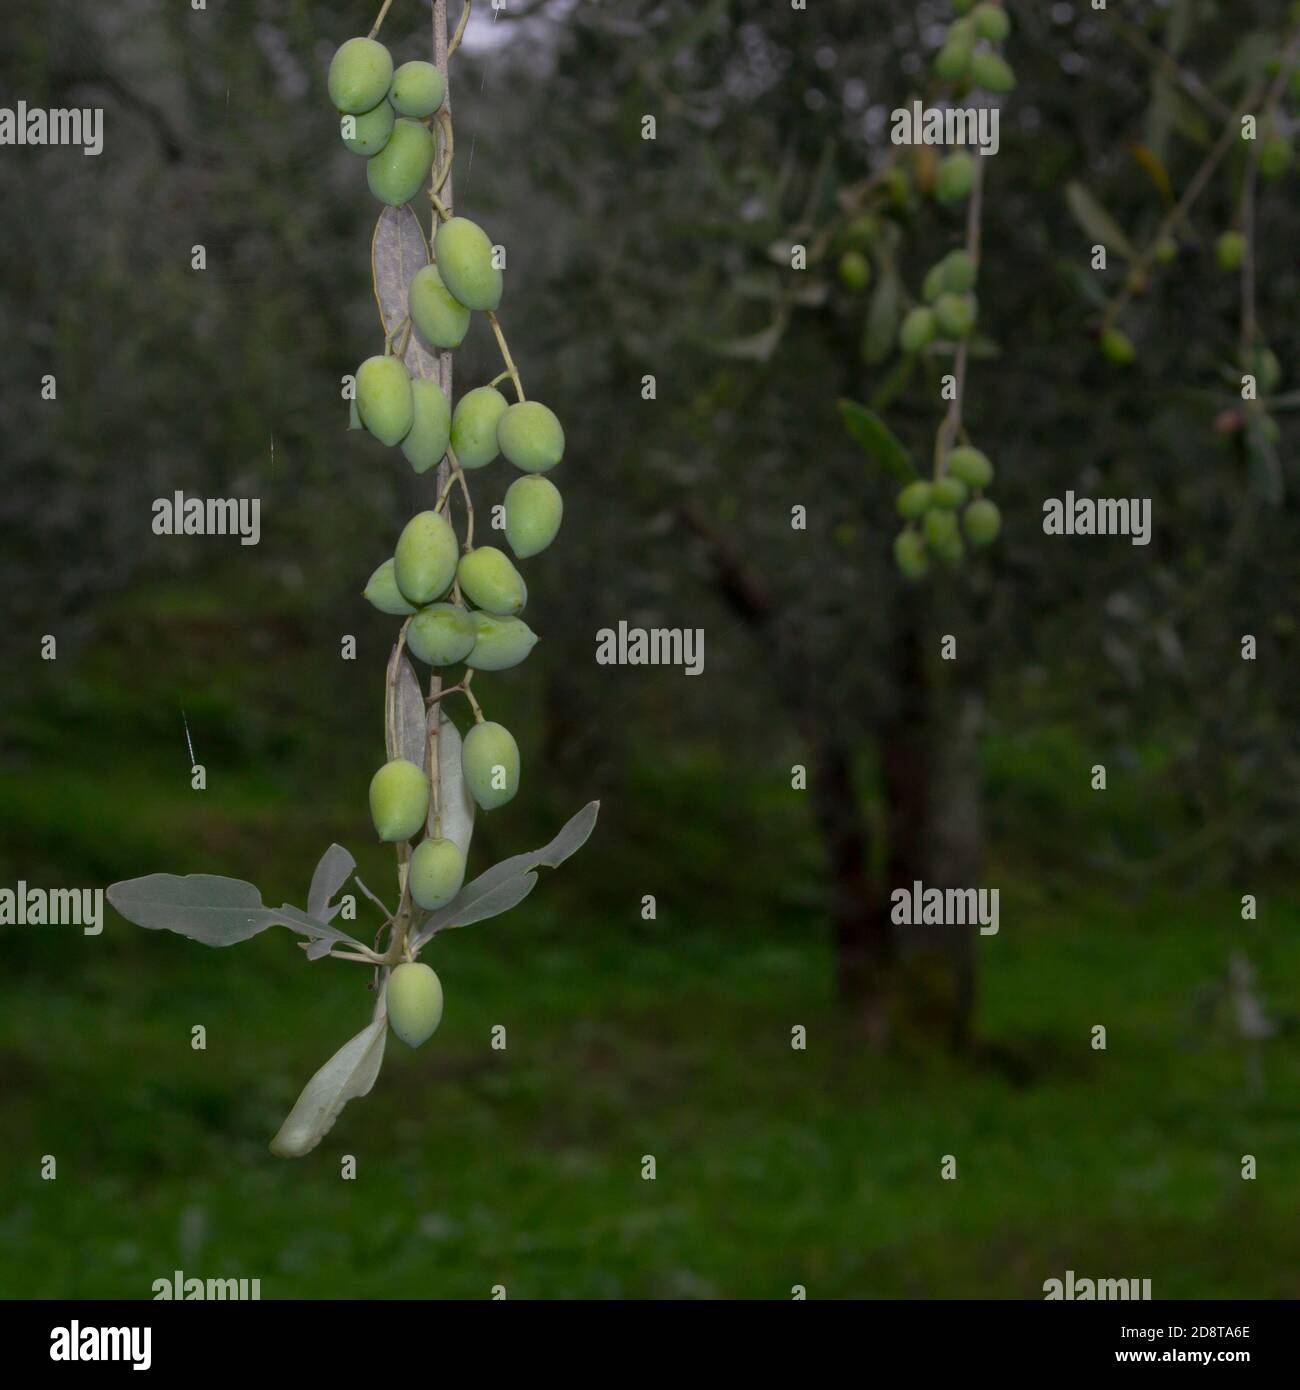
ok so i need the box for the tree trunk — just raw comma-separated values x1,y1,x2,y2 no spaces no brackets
806,729,894,1047
876,590,982,1051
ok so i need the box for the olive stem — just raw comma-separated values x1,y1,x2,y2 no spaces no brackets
432,110,455,196
430,191,452,221
425,682,466,707
368,0,396,40
486,311,525,400
448,0,472,58
1115,21,1232,123
1100,26,1300,333
488,369,512,388
933,152,984,476
1238,139,1259,362
328,948,387,965
462,684,485,723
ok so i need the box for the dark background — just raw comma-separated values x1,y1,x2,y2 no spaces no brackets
1,0,1298,1298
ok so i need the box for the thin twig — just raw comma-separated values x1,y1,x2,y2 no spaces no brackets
486,311,525,400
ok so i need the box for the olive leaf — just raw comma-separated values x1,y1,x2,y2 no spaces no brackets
860,266,901,366
1065,181,1137,261
1245,414,1283,506
371,205,438,380
837,399,918,484
412,799,600,948
106,874,280,946
433,709,475,859
308,844,355,923
269,984,389,1159
386,649,427,769
272,904,367,961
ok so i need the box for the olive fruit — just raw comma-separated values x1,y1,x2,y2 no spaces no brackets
394,510,458,605
462,720,520,810
894,529,929,579
899,307,937,353
356,355,414,446
497,400,565,473
973,3,1010,41
923,508,959,548
458,546,527,615
364,557,417,616
367,118,434,207
407,602,476,666
369,758,430,842
1259,134,1292,180
450,386,508,469
1216,231,1245,272
964,498,1001,546
504,474,563,558
936,152,975,203
1153,236,1178,265
1248,346,1282,395
941,249,977,292
400,378,451,475
922,264,947,303
341,101,395,156
932,476,969,509
464,612,539,671
934,36,972,82
386,962,444,1047
933,532,966,566
389,60,445,118
838,250,871,291
408,837,465,910
1099,327,1135,365
934,292,977,338
971,51,1015,93
409,265,471,350
433,216,502,312
896,480,933,519
328,37,394,115
945,446,993,489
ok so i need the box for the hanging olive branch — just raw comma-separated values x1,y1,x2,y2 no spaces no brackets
104,0,595,1158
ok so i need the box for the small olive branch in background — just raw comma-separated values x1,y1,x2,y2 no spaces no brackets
1062,15,1300,604
823,0,1010,582
107,0,597,1159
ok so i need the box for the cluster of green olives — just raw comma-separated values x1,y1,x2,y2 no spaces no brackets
893,446,1000,578
328,36,446,205
328,35,567,922
899,248,979,354
935,2,1015,93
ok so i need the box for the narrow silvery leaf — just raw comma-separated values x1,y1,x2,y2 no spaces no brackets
308,843,356,922
387,651,427,770
106,874,277,946
434,709,475,858
426,870,538,937
271,904,365,955
454,800,599,910
270,984,388,1159
372,205,438,380
412,801,599,947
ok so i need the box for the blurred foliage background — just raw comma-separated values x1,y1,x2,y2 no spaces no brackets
1,0,1299,1298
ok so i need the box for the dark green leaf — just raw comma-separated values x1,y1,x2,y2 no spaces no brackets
837,400,917,483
